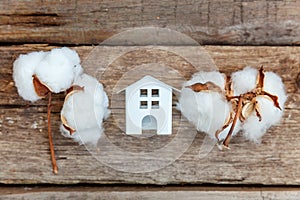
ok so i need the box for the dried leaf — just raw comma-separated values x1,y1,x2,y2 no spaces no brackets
240,100,262,122
186,81,222,93
32,74,52,97
254,101,262,121
61,115,76,135
261,91,281,110
225,75,233,98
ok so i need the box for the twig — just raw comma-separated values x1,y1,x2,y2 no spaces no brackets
47,92,58,174
223,96,243,147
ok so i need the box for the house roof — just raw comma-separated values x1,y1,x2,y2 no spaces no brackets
116,75,181,93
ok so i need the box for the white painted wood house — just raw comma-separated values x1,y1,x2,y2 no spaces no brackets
120,75,179,135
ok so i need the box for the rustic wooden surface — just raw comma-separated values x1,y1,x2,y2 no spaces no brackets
1,186,300,200
0,45,299,186
0,0,299,45
1,0,300,198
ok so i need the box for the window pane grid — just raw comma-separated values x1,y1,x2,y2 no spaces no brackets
151,89,159,97
140,101,148,109
151,101,159,109
140,89,147,97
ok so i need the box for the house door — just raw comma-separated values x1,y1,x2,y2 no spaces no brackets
142,115,157,131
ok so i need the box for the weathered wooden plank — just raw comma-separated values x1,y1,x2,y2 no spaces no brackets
0,45,299,185
1,187,300,200
0,0,299,45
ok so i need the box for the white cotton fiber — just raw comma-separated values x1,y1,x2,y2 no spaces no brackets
35,47,83,93
179,71,238,140
231,66,257,96
13,47,83,102
232,67,287,143
242,97,281,143
60,73,110,146
180,67,286,146
191,71,227,88
263,71,287,109
13,51,48,102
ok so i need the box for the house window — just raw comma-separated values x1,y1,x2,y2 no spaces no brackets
140,101,148,109
151,89,159,97
140,89,147,97
151,101,159,109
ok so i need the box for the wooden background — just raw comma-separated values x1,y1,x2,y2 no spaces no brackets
0,0,300,199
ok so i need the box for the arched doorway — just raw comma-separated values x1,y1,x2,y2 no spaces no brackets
142,115,157,131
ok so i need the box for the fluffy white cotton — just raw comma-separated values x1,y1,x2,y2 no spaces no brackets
231,66,257,96
242,97,281,142
60,73,110,146
13,47,83,102
263,71,287,109
35,47,83,93
179,67,286,145
179,71,239,140
13,51,48,102
232,67,287,143
191,71,227,88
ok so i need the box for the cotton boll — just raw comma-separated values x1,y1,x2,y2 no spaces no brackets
35,47,83,93
241,71,287,143
180,89,228,135
13,47,83,101
60,73,110,146
179,71,237,139
13,51,48,102
231,66,257,95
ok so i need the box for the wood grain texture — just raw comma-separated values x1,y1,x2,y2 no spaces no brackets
0,45,299,185
1,187,300,200
0,0,300,45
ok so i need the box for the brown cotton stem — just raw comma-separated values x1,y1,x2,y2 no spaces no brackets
223,96,243,147
47,92,58,174
215,111,234,140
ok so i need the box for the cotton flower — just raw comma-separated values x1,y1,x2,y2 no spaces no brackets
35,47,83,93
13,47,83,102
179,66,286,150
12,47,84,174
60,73,110,146
231,66,287,143
179,71,240,141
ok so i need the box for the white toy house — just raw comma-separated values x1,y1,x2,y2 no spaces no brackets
120,75,179,135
